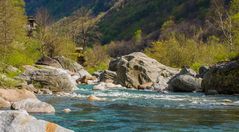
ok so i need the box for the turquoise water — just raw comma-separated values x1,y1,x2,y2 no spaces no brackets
35,85,239,132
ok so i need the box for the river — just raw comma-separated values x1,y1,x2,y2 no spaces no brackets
35,85,239,132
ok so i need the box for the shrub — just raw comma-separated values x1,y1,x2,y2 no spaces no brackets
84,44,110,73
145,36,234,71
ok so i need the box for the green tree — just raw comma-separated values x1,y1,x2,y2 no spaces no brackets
0,0,26,60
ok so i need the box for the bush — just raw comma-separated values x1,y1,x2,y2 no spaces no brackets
84,44,110,73
145,36,234,71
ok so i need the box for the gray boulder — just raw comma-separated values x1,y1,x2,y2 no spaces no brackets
202,59,239,95
111,52,178,88
19,66,75,92
11,98,55,113
169,75,202,92
0,110,73,132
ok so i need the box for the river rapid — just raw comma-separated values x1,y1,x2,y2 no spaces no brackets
35,85,239,132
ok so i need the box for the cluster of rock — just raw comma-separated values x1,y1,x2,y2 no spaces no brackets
92,52,239,95
0,88,55,113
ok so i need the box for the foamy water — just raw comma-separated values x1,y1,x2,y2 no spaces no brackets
35,85,239,132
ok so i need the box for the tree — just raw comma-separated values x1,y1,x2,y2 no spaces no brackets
35,7,53,56
70,8,101,49
0,0,26,60
208,0,233,51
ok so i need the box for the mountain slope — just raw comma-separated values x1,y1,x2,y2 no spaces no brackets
24,0,116,19
25,0,212,43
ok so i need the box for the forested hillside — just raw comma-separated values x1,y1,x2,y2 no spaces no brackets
25,0,116,19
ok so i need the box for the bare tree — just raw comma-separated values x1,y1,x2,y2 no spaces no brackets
35,7,53,56
208,0,233,51
69,8,101,50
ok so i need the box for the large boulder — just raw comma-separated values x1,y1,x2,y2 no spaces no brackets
168,67,202,92
111,52,178,88
19,66,76,92
202,59,239,95
0,88,36,102
11,98,55,113
0,110,73,132
169,75,202,92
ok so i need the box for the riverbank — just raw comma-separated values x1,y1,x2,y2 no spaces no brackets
0,52,238,131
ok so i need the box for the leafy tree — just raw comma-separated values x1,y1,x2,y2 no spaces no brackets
0,0,26,60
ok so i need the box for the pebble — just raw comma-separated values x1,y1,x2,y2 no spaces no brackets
63,108,71,113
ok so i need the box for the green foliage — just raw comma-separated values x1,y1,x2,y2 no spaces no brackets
145,35,234,71
84,44,110,73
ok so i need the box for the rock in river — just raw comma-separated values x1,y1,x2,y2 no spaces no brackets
11,98,55,113
202,59,239,95
110,52,179,89
0,110,73,132
19,65,76,92
169,75,202,92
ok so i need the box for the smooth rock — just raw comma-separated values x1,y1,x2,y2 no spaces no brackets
0,88,36,102
63,108,71,113
169,75,202,92
0,110,73,132
11,98,55,113
87,95,106,102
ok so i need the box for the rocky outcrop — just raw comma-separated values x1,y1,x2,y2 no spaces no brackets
202,59,239,95
19,66,76,92
0,110,73,132
110,52,178,89
11,98,55,113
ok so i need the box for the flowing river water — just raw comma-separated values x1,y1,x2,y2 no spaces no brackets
35,85,239,132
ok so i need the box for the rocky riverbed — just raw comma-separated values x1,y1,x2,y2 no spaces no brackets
0,52,238,131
